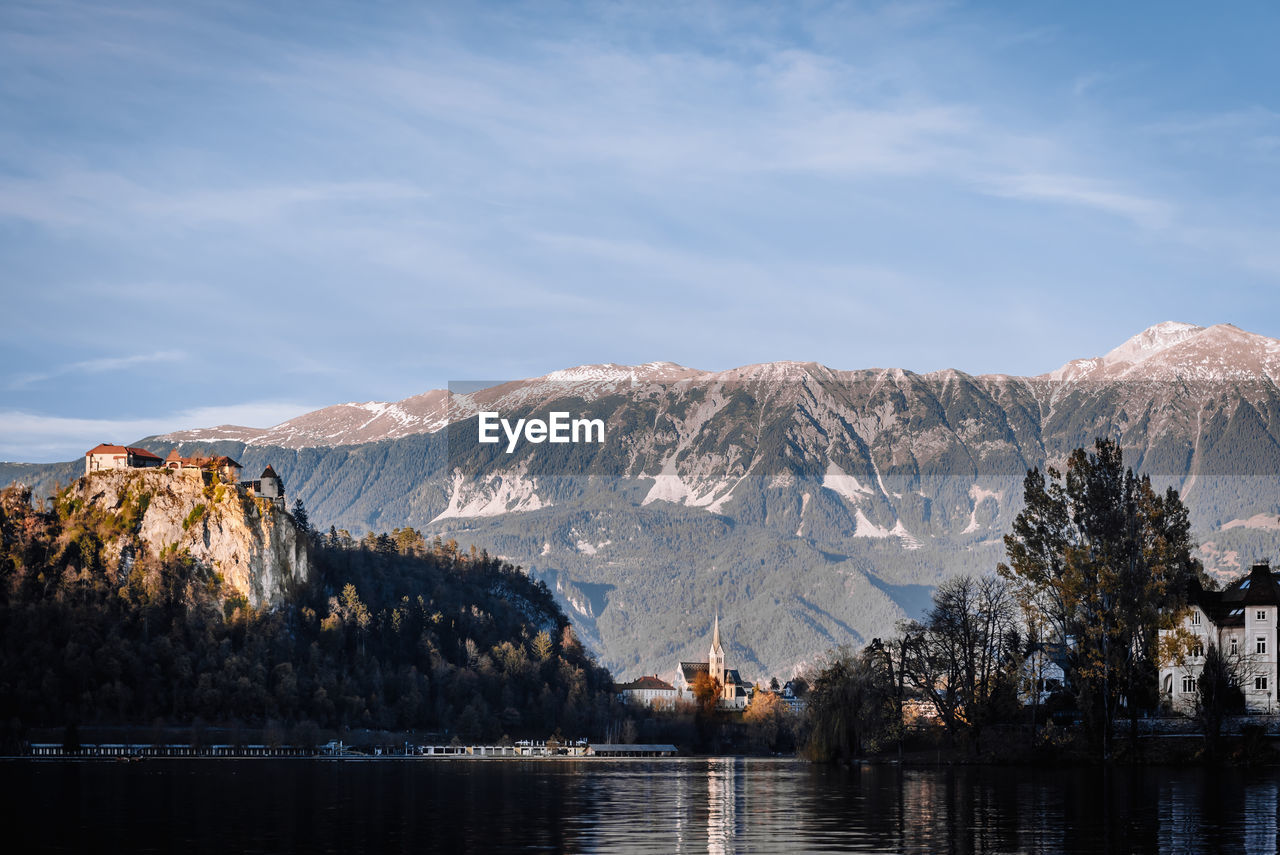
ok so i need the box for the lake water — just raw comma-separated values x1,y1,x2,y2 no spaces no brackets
5,757,1280,853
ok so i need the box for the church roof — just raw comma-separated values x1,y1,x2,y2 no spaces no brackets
618,675,675,692
680,662,710,681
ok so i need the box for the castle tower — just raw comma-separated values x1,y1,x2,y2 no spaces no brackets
709,613,725,692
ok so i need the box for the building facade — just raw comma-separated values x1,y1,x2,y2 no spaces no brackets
85,444,163,475
164,450,244,482
1159,562,1279,714
616,675,677,709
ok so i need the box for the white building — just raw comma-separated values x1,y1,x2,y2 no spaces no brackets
616,675,677,709
1159,562,1279,714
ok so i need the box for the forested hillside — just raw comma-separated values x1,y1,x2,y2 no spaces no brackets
0,483,618,743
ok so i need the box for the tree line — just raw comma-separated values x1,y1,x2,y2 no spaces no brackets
805,439,1206,763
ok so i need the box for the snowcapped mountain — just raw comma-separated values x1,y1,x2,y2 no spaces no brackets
1045,322,1280,383
63,323,1280,678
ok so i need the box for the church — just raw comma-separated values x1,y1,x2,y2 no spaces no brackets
672,615,750,709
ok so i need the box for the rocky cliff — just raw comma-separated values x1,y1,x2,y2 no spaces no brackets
68,468,309,607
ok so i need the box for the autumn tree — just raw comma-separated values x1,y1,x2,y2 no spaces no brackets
743,690,791,753
998,438,1199,757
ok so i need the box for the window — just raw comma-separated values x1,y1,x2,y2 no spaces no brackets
1231,637,1239,655
1193,642,1205,657
1191,611,1202,626
1182,675,1196,693
1260,610,1269,621
1259,637,1268,655
1257,676,1270,692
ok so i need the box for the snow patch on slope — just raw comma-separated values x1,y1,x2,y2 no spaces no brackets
822,462,873,503
433,468,547,521
962,484,1003,534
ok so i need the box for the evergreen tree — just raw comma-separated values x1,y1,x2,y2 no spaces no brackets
999,438,1200,757
290,499,311,536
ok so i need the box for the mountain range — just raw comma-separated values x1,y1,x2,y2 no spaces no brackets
8,322,1280,681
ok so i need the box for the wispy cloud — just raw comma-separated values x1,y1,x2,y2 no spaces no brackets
8,349,187,389
983,172,1175,229
1,0,1279,415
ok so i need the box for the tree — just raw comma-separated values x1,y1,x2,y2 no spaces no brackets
1195,643,1245,748
744,691,789,752
901,575,1020,752
691,671,722,716
804,646,895,763
530,630,554,662
290,499,311,537
999,438,1199,757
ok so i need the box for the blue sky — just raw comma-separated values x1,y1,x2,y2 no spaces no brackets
3,1,1279,461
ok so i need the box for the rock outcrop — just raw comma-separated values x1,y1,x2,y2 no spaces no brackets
69,468,308,607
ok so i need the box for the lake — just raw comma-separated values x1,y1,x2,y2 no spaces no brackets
4,757,1280,853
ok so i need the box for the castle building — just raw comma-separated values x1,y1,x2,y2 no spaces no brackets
1160,562,1280,714
164,450,243,482
672,615,749,709
252,465,284,500
85,444,163,475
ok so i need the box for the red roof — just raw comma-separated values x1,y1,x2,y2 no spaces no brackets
618,675,675,692
86,444,162,460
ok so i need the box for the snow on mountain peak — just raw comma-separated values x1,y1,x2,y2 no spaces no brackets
1101,321,1205,367
1043,322,1280,383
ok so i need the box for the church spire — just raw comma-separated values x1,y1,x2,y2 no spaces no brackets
711,612,723,654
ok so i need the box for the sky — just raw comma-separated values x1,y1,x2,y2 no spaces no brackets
2,1,1280,461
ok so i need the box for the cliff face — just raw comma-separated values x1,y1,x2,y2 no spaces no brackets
70,469,308,607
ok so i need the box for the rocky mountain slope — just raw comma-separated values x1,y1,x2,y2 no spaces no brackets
9,322,1280,681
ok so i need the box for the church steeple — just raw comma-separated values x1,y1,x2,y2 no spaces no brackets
708,612,725,693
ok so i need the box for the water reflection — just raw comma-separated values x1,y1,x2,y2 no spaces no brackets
6,758,1280,853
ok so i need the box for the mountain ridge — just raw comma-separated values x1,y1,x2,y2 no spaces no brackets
157,321,1280,450
10,322,1280,682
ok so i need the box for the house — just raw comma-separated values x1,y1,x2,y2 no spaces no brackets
1019,641,1068,707
164,450,243,482
778,680,807,713
617,675,677,709
672,615,750,709
1159,561,1279,714
85,444,163,475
